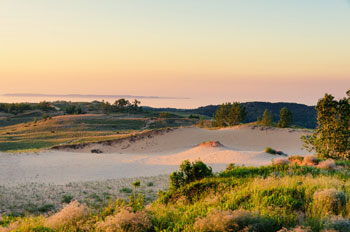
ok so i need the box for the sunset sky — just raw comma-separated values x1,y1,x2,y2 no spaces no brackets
1,0,349,108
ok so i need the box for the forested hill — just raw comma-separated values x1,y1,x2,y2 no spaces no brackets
145,102,317,129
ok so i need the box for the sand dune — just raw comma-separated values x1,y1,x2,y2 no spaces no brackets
67,125,311,156
0,125,312,185
145,141,275,166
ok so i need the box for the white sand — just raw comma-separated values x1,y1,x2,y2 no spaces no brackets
0,126,312,185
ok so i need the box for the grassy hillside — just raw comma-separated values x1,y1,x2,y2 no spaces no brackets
0,114,197,152
2,159,350,231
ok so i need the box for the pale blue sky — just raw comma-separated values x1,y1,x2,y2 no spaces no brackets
0,1,349,107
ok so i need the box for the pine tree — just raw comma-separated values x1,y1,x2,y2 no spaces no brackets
277,107,293,128
261,109,273,126
214,102,246,127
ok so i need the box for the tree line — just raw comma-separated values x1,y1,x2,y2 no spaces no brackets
213,102,294,128
0,101,54,114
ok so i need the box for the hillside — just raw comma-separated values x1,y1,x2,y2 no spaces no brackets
2,160,350,232
146,101,317,128
0,114,197,152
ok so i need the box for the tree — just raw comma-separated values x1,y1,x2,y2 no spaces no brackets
114,98,130,112
199,116,205,127
302,91,350,159
214,102,246,127
261,109,273,126
277,107,293,128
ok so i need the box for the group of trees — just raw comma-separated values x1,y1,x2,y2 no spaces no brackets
213,102,247,127
0,101,55,114
65,105,84,114
213,102,294,128
257,107,293,128
302,90,350,160
100,99,143,114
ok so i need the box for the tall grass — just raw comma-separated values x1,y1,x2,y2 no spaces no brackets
2,163,350,231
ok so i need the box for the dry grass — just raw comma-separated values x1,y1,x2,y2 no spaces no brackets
318,159,337,170
272,158,290,166
0,175,169,215
45,200,88,229
288,155,304,165
0,217,45,232
312,189,346,217
95,208,152,232
193,209,265,232
278,226,311,232
302,155,318,166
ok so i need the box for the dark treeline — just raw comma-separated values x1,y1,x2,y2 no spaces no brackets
0,99,143,115
0,101,54,114
145,102,317,128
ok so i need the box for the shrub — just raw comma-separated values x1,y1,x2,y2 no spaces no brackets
265,147,277,155
273,158,290,166
193,209,273,232
302,155,319,166
323,217,350,232
317,159,337,170
61,194,74,204
120,188,133,194
312,189,346,217
169,160,213,189
45,200,88,229
288,155,304,165
95,208,152,232
147,182,154,187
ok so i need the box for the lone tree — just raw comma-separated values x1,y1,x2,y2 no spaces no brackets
277,107,293,128
259,109,273,126
302,90,350,159
213,102,246,127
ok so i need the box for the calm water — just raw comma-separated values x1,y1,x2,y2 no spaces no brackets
0,95,224,109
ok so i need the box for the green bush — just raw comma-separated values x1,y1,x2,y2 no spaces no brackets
61,195,74,204
265,147,277,154
120,187,133,194
169,160,213,189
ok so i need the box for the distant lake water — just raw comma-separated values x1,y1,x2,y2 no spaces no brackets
0,95,223,109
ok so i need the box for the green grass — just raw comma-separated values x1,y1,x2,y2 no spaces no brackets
3,162,350,231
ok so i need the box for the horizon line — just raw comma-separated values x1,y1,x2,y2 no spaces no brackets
3,93,190,100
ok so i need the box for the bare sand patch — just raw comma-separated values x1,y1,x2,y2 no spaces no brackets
0,125,312,214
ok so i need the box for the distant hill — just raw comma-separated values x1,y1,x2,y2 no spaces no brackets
145,102,317,129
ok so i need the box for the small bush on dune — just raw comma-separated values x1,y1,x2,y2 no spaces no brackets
169,160,213,189
45,200,88,230
265,147,277,155
302,155,319,166
193,209,273,232
312,189,346,217
318,159,337,170
288,155,304,165
273,158,290,166
95,208,152,232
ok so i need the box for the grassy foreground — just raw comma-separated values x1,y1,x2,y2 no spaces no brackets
2,159,350,231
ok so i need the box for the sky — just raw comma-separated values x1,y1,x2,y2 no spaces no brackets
0,0,349,108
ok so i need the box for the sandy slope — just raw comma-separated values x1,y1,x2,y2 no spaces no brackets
0,126,312,185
